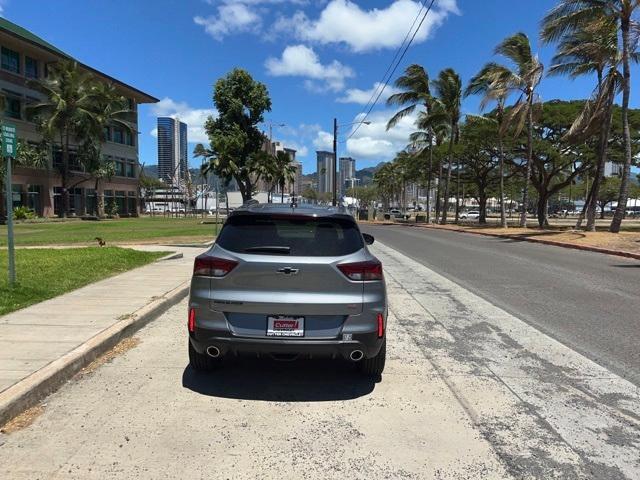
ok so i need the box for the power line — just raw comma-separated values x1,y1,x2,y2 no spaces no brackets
346,0,438,142
351,0,428,117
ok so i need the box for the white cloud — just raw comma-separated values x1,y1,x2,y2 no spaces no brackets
265,44,354,91
194,3,261,41
279,0,460,53
336,82,401,105
313,130,334,150
150,97,217,144
345,109,420,159
196,0,314,40
309,108,421,161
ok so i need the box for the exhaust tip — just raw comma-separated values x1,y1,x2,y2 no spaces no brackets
206,346,221,358
349,350,364,362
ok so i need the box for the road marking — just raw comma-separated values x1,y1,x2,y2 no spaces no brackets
372,241,640,479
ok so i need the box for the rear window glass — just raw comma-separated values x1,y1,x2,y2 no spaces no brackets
216,215,364,256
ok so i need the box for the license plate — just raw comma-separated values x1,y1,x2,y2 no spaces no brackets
266,316,305,337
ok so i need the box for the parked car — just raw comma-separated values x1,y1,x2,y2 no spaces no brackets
187,204,388,376
459,210,480,220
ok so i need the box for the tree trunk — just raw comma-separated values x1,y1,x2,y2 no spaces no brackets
610,16,632,233
478,192,487,225
455,156,460,223
537,193,549,228
498,135,507,228
426,132,433,224
435,160,443,221
520,96,534,228
441,130,454,224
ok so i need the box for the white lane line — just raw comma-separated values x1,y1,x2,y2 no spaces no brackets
372,241,640,480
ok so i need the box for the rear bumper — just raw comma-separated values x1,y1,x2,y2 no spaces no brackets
190,327,384,360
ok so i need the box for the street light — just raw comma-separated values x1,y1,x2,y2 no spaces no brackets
265,121,286,155
333,119,371,206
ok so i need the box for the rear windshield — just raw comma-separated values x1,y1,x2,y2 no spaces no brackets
216,215,364,256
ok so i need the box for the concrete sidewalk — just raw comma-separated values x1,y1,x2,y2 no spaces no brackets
0,245,204,423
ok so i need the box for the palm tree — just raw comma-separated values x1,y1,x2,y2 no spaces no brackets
27,61,101,217
481,33,544,228
386,65,435,222
465,64,511,228
273,150,296,203
542,10,621,231
418,68,462,224
78,82,135,216
541,0,639,233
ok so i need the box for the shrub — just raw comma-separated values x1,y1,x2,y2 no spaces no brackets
13,206,36,220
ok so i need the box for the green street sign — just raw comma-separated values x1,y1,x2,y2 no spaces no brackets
2,123,17,157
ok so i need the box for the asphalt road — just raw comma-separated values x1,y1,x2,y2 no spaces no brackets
362,224,640,386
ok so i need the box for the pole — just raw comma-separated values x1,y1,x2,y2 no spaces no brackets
332,118,337,207
5,155,16,285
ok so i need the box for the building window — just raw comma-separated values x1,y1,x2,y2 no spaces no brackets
112,127,124,144
127,191,137,213
115,159,125,176
126,162,135,178
115,190,126,214
27,185,41,214
1,47,20,74
11,185,22,209
5,96,21,119
103,126,111,141
25,56,38,79
124,129,134,146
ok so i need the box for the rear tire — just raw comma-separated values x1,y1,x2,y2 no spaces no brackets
359,339,386,377
188,341,221,371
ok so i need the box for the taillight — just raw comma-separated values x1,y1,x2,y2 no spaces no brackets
337,260,383,281
377,313,384,338
188,308,196,332
193,255,238,277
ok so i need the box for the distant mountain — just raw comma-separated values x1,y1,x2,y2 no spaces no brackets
356,162,386,186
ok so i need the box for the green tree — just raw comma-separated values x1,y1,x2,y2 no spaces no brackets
418,68,462,224
542,6,622,231
540,0,640,233
482,33,544,227
200,69,272,202
465,63,513,227
27,61,100,217
274,150,297,203
386,64,436,222
458,117,502,224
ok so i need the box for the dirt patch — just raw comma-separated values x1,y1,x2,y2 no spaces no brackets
77,336,141,377
0,404,45,434
366,221,640,255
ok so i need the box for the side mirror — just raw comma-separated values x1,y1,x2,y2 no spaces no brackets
362,233,375,245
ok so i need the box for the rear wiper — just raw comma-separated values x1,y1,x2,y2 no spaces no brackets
244,246,291,254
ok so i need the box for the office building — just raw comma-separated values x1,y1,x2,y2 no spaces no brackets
316,151,335,194
0,17,158,217
339,157,356,195
157,117,188,185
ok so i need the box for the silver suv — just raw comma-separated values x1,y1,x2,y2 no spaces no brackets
187,203,387,376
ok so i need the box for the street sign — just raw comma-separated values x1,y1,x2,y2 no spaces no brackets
2,123,17,157
2,122,17,285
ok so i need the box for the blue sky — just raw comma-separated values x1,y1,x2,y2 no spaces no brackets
3,0,638,174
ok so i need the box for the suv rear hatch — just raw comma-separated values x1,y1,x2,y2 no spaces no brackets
203,213,369,338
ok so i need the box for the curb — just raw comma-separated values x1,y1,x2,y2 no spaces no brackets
388,222,640,261
0,280,190,427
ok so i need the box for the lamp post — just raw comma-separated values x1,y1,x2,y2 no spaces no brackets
332,119,370,206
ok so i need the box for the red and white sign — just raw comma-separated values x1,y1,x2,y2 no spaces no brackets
267,316,305,337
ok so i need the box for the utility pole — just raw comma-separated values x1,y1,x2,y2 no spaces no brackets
332,118,338,206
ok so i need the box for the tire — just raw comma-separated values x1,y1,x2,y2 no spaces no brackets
188,341,221,371
359,339,386,377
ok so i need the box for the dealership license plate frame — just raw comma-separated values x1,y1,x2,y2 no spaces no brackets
266,316,305,337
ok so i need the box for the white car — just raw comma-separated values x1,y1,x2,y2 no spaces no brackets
460,210,480,220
